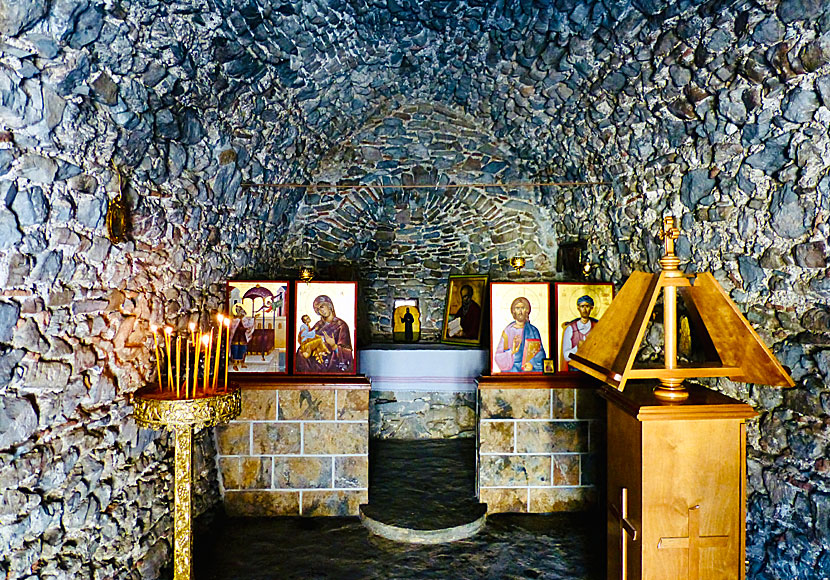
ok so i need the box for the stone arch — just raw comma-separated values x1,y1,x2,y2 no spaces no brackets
279,101,559,340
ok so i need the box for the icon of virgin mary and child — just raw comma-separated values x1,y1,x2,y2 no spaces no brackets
295,295,354,373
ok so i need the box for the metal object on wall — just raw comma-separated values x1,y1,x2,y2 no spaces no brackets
509,256,526,272
107,163,129,244
298,264,315,282
134,388,241,580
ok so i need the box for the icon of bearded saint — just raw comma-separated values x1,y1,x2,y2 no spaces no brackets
494,297,545,372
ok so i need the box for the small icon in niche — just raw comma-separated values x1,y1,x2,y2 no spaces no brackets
393,299,420,343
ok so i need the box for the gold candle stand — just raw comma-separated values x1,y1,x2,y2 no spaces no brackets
133,387,241,580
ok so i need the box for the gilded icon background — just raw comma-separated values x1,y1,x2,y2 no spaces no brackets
393,299,420,342
555,282,614,372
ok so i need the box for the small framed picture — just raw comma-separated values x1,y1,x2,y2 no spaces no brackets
393,298,420,342
490,282,550,374
227,280,289,374
554,282,615,372
543,358,556,374
441,274,488,346
294,281,357,375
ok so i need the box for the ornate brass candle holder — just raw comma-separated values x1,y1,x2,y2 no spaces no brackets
509,256,526,272
133,313,241,580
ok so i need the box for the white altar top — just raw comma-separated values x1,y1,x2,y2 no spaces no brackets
358,344,488,392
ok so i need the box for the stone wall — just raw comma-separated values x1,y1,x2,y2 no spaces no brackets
369,391,476,439
1,0,829,577
0,0,288,577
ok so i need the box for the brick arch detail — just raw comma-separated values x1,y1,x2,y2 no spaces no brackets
283,102,558,341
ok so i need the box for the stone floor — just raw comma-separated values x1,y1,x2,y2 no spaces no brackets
193,438,604,579
193,511,604,579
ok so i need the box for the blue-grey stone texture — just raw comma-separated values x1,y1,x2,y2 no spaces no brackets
0,0,829,578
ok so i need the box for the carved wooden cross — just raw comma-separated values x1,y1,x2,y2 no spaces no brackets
657,505,729,580
609,487,638,580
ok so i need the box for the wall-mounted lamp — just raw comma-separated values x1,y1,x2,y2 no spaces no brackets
582,262,593,278
107,162,129,244
509,256,526,273
299,265,315,282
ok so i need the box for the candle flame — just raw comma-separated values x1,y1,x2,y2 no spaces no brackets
223,318,230,327
150,324,158,332
164,326,173,335
188,322,196,331
201,334,210,345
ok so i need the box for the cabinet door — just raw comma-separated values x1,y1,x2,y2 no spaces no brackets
641,419,743,580
606,404,643,580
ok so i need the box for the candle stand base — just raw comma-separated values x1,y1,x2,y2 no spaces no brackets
133,387,241,580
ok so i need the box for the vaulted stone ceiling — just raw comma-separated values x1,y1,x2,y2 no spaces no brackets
1,0,829,578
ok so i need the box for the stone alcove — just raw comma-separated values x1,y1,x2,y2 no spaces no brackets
2,0,830,577
283,103,578,335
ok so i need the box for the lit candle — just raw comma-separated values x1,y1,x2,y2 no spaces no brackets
201,334,211,394
150,324,163,392
164,326,173,391
184,337,190,400
223,316,231,391
176,335,182,398
188,321,196,346
194,330,202,397
212,321,222,391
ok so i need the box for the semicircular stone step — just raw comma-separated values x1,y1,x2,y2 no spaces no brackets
359,502,487,544
360,439,487,543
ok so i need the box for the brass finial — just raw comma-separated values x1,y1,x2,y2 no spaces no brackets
654,215,687,402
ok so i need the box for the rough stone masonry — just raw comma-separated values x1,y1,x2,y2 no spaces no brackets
1,0,829,578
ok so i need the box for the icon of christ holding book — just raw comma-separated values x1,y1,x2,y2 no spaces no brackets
494,296,546,372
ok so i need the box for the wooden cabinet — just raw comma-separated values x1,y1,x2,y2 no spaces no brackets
603,382,756,580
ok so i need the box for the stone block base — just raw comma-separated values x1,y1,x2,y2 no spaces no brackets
217,385,369,516
478,381,603,514
224,490,369,517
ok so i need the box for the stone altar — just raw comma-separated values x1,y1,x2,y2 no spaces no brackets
360,344,488,439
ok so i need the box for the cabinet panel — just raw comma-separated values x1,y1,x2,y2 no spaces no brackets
641,419,742,580
606,404,642,580
604,384,754,580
